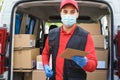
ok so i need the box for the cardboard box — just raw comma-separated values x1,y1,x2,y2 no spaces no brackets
60,48,88,59
32,70,46,80
36,55,43,70
13,70,32,72
96,50,108,69
14,34,36,48
78,23,101,35
24,72,32,80
13,48,39,69
92,35,105,49
87,70,107,80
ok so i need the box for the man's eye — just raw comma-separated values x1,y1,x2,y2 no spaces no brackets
63,10,68,14
71,11,75,14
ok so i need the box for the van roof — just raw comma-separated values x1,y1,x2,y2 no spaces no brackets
17,1,109,23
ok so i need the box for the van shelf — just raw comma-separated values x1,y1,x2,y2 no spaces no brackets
13,69,32,72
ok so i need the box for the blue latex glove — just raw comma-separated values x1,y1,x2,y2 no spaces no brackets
72,56,88,67
44,65,53,78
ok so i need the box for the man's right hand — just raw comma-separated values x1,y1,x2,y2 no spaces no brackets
44,65,53,78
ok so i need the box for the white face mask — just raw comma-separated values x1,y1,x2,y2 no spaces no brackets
61,14,76,27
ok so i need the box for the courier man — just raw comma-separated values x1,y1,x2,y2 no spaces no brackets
42,0,98,80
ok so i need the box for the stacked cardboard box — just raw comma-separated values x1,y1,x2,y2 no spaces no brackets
14,34,36,48
13,48,39,69
87,70,107,80
24,70,46,80
78,23,108,80
32,55,46,80
24,73,32,80
79,23,101,35
13,34,39,70
32,69,46,80
14,34,46,80
24,55,46,80
36,55,43,70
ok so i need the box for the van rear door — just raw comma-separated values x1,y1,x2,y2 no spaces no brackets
6,0,117,80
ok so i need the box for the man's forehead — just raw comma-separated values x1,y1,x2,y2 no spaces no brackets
62,4,77,10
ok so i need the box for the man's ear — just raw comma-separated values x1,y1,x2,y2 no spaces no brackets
60,12,62,17
76,12,79,19
60,10,63,17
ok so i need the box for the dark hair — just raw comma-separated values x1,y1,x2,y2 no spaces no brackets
49,25,58,31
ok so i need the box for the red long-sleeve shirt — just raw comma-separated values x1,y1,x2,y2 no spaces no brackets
42,25,98,80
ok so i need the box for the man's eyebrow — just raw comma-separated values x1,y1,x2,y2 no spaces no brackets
71,9,76,11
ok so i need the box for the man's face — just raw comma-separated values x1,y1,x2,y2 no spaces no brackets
60,4,79,18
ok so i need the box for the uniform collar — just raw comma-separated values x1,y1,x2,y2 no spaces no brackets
60,24,77,35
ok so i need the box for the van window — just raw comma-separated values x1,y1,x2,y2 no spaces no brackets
45,22,62,34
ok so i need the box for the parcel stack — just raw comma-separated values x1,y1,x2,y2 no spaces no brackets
13,34,46,80
24,55,46,80
13,34,40,80
13,34,39,70
79,23,108,80
32,55,46,80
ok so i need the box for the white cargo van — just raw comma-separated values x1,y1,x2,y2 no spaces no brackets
0,0,120,80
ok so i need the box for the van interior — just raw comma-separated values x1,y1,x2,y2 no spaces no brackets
9,0,117,80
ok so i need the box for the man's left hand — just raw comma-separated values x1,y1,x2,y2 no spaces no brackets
72,56,88,67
